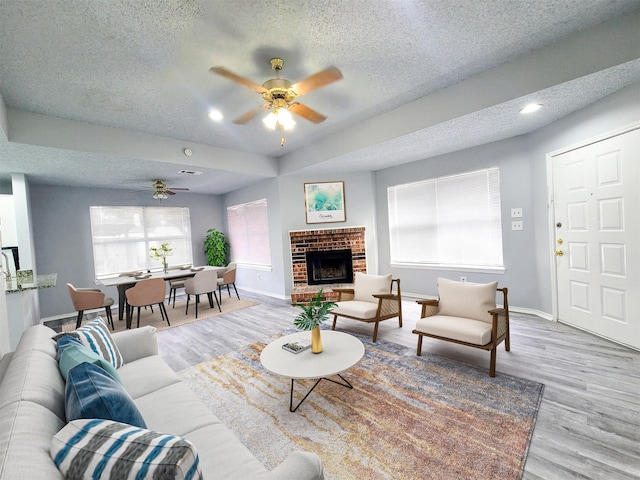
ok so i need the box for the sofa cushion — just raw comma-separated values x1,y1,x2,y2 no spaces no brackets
331,301,380,320
437,277,498,323
65,362,146,428
51,419,202,480
353,272,392,302
58,344,122,384
0,401,65,479
117,355,182,400
60,318,124,368
0,327,66,421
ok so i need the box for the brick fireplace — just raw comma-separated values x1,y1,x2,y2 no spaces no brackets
290,226,366,303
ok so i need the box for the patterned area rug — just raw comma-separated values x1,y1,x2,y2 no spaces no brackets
178,331,544,480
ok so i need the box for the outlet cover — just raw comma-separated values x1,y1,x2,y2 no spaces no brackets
512,221,523,231
511,208,523,218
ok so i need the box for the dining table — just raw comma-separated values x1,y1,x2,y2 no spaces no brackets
97,265,226,326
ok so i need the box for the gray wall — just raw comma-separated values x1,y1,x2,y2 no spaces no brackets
222,172,377,299
374,83,640,315
30,184,224,318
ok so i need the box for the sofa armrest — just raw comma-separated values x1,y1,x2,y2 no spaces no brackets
264,451,324,480
111,326,158,363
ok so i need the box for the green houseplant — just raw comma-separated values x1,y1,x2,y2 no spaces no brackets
293,289,337,353
204,229,229,266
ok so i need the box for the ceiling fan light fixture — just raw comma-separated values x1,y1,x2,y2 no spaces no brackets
277,108,295,130
208,109,224,121
262,111,278,130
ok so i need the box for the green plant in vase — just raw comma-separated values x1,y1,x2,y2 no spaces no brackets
293,289,337,354
204,229,229,267
149,242,173,273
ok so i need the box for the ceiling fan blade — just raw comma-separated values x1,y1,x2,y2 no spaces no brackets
210,66,268,93
165,190,177,196
167,187,190,191
289,102,327,123
290,67,343,96
233,109,258,125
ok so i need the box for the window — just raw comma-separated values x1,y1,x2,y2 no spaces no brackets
388,167,503,269
227,198,271,268
90,206,193,278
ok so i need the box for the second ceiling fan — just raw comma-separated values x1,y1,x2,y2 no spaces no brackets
210,58,343,145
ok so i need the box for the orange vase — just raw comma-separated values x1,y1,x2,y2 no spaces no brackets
311,326,323,354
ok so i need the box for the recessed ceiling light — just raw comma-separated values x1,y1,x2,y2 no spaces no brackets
208,109,224,122
520,103,542,114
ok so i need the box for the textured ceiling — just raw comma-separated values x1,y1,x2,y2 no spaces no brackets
1,0,639,195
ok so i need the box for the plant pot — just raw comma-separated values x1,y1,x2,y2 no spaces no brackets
311,326,322,354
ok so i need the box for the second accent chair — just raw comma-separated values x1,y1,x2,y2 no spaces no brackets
185,269,222,318
124,277,170,329
413,277,510,377
331,272,402,342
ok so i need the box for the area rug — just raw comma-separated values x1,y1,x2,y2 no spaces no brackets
178,331,544,480
62,297,259,333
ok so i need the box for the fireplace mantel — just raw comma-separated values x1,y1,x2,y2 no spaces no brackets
289,226,366,303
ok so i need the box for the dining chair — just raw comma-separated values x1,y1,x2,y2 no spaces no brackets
217,262,239,300
185,270,221,318
66,283,115,330
124,277,170,328
168,277,188,307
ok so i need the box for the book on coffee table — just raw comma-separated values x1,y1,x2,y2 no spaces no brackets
282,339,312,354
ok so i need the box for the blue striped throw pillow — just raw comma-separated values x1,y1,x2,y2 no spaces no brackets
51,419,203,480
74,317,124,368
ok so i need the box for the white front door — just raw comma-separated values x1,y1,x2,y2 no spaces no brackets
551,126,640,349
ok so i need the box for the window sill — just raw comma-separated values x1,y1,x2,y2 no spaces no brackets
390,263,505,274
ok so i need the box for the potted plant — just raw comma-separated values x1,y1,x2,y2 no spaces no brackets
204,229,229,267
149,242,173,273
293,289,337,353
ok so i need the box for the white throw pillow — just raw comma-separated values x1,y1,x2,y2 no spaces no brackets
353,273,393,302
437,277,498,323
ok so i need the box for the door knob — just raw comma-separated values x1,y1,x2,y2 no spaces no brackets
554,250,564,257
557,238,563,245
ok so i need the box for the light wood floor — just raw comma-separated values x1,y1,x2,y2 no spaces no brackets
157,290,640,480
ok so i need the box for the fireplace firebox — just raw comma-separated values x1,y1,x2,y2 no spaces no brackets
306,249,354,285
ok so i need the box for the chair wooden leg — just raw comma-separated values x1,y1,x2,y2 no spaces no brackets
76,311,84,329
489,347,497,377
372,322,379,343
398,312,403,328
331,314,337,330
416,334,423,356
505,332,511,351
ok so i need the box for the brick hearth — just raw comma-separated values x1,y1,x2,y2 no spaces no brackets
289,226,366,303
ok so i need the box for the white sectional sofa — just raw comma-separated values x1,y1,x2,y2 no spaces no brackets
0,324,324,479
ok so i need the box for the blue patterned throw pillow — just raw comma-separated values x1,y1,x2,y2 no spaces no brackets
51,419,203,480
58,344,122,384
72,317,124,368
65,362,146,428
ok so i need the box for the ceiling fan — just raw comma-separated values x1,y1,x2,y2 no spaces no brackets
210,58,343,145
150,179,189,200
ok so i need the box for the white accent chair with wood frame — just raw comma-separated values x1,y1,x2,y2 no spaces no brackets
331,272,402,343
413,277,510,377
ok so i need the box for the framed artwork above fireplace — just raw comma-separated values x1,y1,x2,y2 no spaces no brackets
304,181,346,224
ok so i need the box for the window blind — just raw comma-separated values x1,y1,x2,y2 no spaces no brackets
388,167,504,268
90,206,193,278
226,198,271,267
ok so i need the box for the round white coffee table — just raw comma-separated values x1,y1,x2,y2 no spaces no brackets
260,330,365,412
